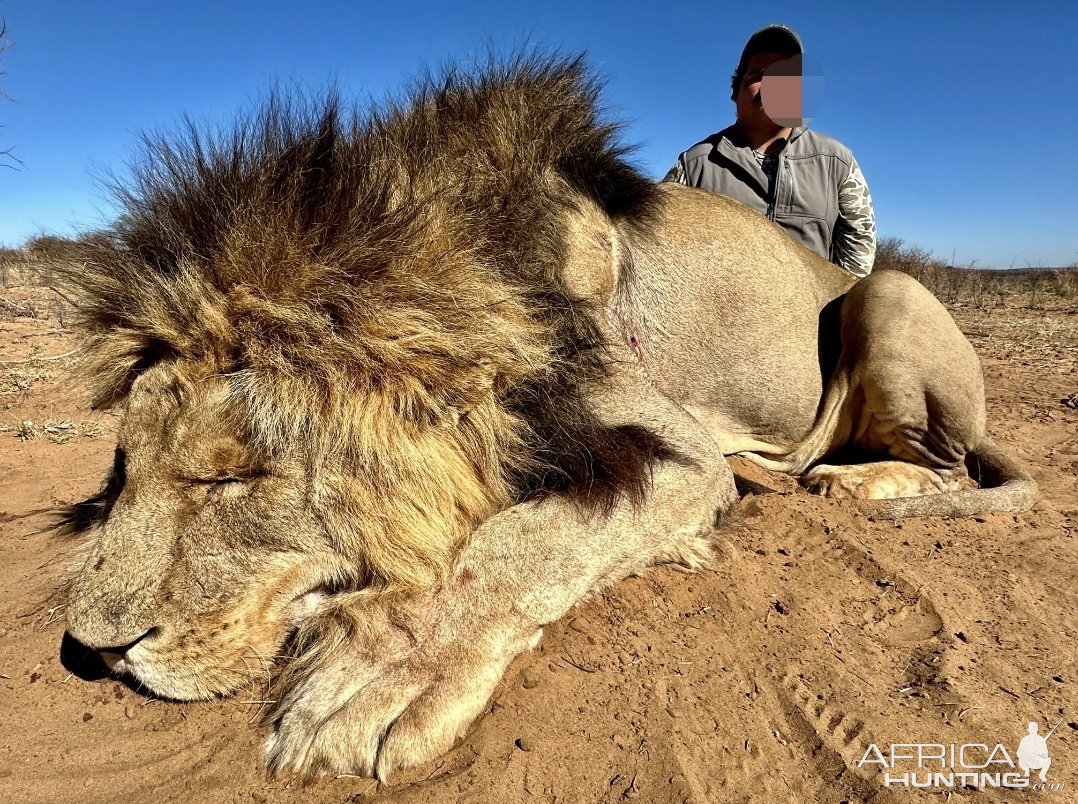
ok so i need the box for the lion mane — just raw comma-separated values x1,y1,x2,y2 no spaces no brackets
60,53,675,590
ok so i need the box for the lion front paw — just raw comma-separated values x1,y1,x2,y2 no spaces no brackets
263,599,540,781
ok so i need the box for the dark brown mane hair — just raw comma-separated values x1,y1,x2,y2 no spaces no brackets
59,51,671,530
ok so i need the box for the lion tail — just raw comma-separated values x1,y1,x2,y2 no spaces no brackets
866,437,1038,520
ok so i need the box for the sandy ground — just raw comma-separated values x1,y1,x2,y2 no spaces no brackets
1,281,1075,804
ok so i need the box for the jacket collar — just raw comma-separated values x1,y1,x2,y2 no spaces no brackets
720,123,807,150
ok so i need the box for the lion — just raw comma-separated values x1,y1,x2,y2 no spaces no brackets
56,54,1036,780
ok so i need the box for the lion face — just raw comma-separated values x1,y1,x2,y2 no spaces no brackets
65,364,347,700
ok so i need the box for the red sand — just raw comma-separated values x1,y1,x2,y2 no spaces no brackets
2,287,1075,803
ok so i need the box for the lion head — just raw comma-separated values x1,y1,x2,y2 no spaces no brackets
59,54,669,701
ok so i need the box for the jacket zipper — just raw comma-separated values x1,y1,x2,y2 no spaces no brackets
766,153,783,221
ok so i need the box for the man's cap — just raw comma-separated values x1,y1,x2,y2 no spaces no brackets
736,24,803,75
731,24,804,100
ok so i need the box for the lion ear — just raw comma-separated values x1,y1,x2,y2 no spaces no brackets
447,359,497,418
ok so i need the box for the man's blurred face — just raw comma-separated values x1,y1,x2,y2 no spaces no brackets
737,51,801,129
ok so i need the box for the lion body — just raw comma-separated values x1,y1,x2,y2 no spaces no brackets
59,55,1035,779
617,185,855,449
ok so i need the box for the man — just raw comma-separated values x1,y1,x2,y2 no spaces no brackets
665,25,877,277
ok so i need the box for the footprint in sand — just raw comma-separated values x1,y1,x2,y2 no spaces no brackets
763,525,969,797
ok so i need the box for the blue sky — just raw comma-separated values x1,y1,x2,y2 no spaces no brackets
1,1,1075,268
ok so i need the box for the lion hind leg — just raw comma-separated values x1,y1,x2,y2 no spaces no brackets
801,460,970,500
829,272,1038,518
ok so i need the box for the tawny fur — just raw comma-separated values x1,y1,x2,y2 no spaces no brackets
57,54,670,589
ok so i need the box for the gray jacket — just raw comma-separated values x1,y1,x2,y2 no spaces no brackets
664,125,876,276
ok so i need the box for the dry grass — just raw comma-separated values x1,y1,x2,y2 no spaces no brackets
874,237,1078,311
0,417,103,443
0,248,75,323
1,249,80,399
0,360,51,395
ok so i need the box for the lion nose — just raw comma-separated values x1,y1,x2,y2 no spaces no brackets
88,626,157,655
60,628,157,680
65,580,161,651
96,627,156,663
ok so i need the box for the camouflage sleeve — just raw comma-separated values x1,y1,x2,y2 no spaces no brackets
832,158,877,278
662,158,687,184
